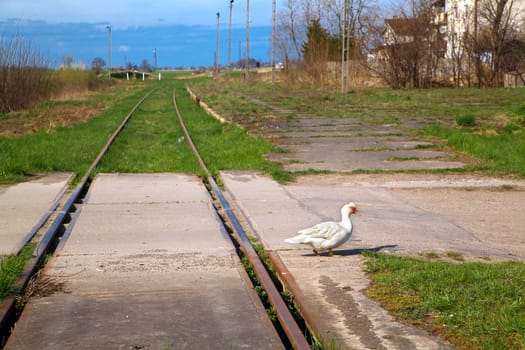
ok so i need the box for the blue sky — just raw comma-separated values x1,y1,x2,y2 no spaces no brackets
0,1,276,68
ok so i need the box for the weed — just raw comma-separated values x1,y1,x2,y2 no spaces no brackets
0,244,35,302
423,252,440,259
445,251,464,262
456,113,476,127
272,147,290,154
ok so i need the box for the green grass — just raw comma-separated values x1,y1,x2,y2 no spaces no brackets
98,79,291,182
0,77,290,303
456,113,476,127
189,79,525,178
96,81,202,175
363,251,525,349
0,244,35,302
0,83,153,184
424,125,525,176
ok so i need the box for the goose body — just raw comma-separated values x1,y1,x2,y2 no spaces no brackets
284,203,358,256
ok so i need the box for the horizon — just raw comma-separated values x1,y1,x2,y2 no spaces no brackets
0,19,274,69
0,1,277,69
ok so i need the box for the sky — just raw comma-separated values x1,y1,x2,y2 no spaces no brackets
0,1,276,68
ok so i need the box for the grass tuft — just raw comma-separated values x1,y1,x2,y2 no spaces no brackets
456,113,476,127
0,244,35,302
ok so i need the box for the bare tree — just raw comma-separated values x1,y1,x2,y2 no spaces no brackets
91,57,106,74
368,0,435,88
276,0,373,87
477,0,520,86
0,35,51,112
62,55,74,68
276,0,305,65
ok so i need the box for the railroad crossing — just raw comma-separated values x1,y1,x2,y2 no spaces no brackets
1,86,525,349
2,170,524,349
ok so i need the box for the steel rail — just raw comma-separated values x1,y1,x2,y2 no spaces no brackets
13,182,67,256
186,84,325,344
35,88,156,258
222,187,326,343
0,88,156,346
172,90,310,350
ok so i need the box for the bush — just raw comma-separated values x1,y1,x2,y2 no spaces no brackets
50,68,111,99
0,35,113,112
0,35,52,113
456,113,476,127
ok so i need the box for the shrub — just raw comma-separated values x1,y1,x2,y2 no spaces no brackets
50,68,110,99
456,113,476,127
0,35,52,113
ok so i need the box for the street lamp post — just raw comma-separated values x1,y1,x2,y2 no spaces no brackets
229,0,234,71
106,25,112,78
245,0,250,81
271,0,276,84
153,48,158,71
216,12,220,74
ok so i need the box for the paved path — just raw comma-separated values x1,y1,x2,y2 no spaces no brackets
0,173,73,255
238,93,464,172
5,173,282,350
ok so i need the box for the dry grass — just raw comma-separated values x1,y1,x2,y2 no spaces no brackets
16,270,65,308
0,104,105,137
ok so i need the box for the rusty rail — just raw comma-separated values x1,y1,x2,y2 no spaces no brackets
172,90,310,349
0,88,156,346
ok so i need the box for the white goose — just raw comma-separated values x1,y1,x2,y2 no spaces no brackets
284,203,358,256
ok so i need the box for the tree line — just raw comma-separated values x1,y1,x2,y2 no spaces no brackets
275,0,525,88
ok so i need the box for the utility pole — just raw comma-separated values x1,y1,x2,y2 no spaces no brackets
341,0,348,93
216,12,220,74
153,48,158,71
271,0,276,84
474,0,480,88
245,0,250,81
229,0,234,71
106,25,112,78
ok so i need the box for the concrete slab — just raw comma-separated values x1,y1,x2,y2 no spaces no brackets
268,144,463,172
237,94,464,173
5,173,282,350
0,173,74,255
221,170,525,349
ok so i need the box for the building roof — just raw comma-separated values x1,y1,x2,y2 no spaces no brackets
384,17,428,36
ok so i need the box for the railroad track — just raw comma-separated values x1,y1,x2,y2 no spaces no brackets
0,87,312,349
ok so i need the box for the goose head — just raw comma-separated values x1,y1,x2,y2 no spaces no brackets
342,202,358,218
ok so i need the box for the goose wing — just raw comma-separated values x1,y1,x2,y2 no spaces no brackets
297,221,343,240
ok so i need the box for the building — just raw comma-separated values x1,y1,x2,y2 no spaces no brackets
433,0,525,59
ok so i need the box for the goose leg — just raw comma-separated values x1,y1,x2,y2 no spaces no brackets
313,249,320,256
329,248,334,257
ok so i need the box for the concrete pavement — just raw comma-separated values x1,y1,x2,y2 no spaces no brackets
0,173,73,255
5,173,282,350
221,170,525,349
3,170,524,349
